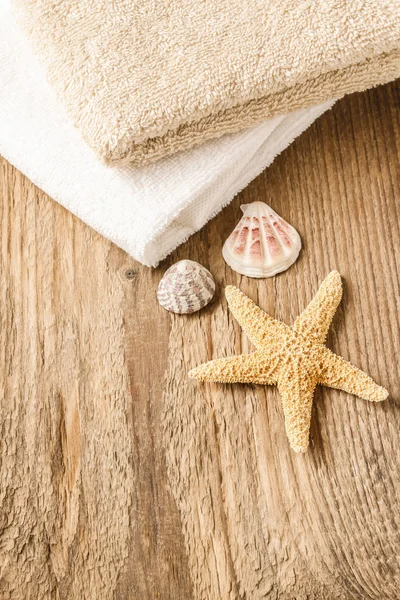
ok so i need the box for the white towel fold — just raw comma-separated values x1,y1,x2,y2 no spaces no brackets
0,6,333,266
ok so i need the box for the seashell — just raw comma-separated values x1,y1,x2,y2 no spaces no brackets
222,201,301,278
157,260,215,314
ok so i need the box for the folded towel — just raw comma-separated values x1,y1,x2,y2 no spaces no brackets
12,0,399,166
0,8,333,266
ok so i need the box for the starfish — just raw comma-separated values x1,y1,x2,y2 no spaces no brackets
189,271,388,453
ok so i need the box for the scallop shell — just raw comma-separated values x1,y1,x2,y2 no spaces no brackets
157,260,215,314
222,201,301,278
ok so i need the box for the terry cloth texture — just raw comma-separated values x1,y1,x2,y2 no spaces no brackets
12,0,400,166
0,8,333,266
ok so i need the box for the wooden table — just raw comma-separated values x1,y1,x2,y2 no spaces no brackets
0,81,399,600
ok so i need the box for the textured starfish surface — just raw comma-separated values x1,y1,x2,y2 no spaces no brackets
189,271,388,453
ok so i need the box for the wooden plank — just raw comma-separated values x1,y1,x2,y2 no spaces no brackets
0,158,192,598
0,80,399,599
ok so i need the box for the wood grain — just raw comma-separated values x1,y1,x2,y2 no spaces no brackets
0,81,399,599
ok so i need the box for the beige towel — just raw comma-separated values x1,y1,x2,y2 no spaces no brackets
13,0,400,165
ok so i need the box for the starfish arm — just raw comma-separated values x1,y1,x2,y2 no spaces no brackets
318,348,388,402
189,352,278,385
225,286,290,351
278,369,317,453
293,271,342,344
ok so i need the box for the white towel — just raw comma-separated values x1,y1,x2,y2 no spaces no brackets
0,6,333,267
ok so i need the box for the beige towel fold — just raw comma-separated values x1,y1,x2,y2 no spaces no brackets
13,0,400,165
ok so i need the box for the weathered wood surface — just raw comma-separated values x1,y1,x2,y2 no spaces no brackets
0,81,399,599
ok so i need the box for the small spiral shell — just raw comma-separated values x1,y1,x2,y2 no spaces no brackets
157,260,215,314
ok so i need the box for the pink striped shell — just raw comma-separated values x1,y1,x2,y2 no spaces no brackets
222,202,301,278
